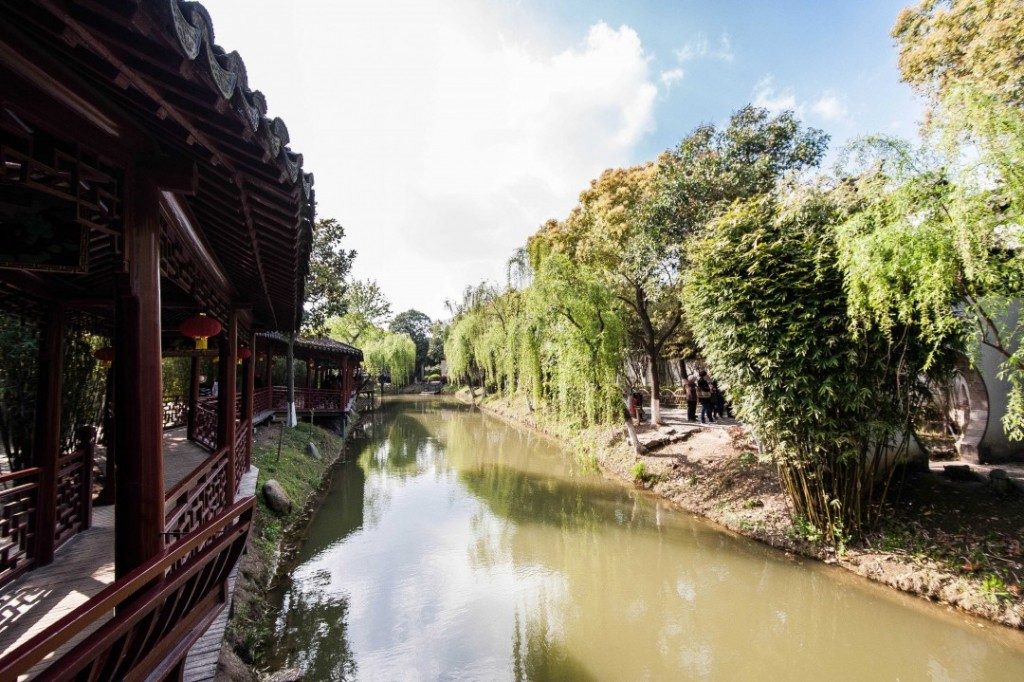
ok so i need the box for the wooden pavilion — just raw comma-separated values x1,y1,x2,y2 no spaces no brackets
252,332,364,422
0,0,345,678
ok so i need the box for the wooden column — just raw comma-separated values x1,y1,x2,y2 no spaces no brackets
242,332,255,472
264,346,273,387
33,305,64,566
186,355,200,441
95,364,116,506
114,176,165,579
217,311,238,499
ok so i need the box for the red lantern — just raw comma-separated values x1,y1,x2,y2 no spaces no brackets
179,313,222,350
238,348,253,361
94,346,114,363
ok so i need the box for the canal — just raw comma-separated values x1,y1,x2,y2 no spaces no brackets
267,398,1024,680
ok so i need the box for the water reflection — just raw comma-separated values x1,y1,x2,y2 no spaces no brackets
268,398,1024,681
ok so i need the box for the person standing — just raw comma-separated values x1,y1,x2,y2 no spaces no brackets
685,375,698,421
697,370,715,424
710,379,725,421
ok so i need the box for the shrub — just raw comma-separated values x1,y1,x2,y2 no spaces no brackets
682,191,949,542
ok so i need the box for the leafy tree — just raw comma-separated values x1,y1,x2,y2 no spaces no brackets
326,279,392,345
389,309,432,376
303,218,356,336
656,105,829,242
532,163,683,423
426,320,447,366
682,190,947,542
892,0,1024,108
363,332,417,386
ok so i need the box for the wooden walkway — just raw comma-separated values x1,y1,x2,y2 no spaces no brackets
0,428,222,679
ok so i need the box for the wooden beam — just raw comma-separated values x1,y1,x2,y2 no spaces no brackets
32,305,64,566
0,37,119,137
114,173,165,579
146,155,197,195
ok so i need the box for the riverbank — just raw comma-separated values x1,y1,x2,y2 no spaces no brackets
460,389,1024,631
216,418,359,681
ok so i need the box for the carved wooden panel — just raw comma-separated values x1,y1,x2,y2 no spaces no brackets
0,469,39,588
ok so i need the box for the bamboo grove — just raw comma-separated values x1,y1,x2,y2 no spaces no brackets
444,0,1024,543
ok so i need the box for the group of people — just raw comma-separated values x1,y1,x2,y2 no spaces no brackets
626,368,730,425
684,370,728,424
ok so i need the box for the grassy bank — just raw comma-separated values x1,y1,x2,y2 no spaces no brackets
460,389,1024,631
221,419,354,677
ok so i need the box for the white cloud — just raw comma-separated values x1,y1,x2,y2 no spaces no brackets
753,77,803,116
659,67,685,90
810,92,848,122
674,32,734,63
753,77,849,124
202,0,659,318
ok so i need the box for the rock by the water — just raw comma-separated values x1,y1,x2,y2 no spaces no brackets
264,669,303,682
306,442,320,459
214,642,257,682
943,464,975,481
263,480,292,515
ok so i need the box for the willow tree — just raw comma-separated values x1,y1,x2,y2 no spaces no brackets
683,191,946,542
363,332,417,386
532,164,683,424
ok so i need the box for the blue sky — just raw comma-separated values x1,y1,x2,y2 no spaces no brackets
202,0,924,319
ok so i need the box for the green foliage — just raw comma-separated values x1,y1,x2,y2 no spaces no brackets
981,573,1010,603
682,191,943,541
363,332,417,385
162,357,192,399
303,218,356,336
0,313,38,470
656,105,829,242
892,0,1024,109
389,309,432,373
326,279,392,345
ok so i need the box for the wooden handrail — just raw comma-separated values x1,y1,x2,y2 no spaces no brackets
0,497,255,679
0,467,41,485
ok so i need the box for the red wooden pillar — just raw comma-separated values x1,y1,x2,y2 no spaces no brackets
95,364,116,506
114,176,165,579
242,331,255,471
33,305,64,566
264,345,273,387
217,310,238,499
186,355,200,442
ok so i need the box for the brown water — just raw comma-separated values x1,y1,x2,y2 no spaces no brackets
267,398,1024,681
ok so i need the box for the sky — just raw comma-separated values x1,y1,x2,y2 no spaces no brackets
202,0,924,320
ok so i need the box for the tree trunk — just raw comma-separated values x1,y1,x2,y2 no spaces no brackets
623,406,645,455
647,350,662,425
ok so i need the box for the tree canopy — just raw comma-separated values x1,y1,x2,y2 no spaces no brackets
303,218,356,336
389,309,432,374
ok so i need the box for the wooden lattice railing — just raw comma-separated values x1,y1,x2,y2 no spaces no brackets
162,397,188,429
164,447,230,542
0,498,255,681
234,418,251,494
253,386,273,416
192,398,218,451
0,467,40,588
54,442,92,551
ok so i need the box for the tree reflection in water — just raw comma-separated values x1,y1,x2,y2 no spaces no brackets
265,398,1024,681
